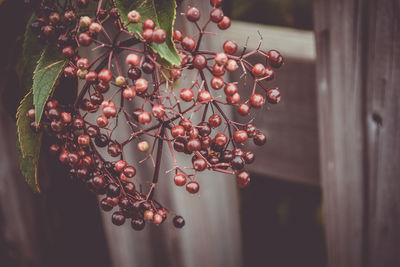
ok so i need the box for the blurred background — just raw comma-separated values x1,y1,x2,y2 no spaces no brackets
1,0,399,267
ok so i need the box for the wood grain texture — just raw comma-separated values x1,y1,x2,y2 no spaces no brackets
314,0,400,266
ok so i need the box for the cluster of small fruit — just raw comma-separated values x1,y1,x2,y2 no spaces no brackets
25,0,283,229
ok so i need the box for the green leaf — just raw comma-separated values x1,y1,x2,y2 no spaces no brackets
21,14,43,92
33,45,67,124
16,90,42,193
114,0,181,66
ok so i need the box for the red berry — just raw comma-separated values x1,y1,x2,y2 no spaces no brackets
214,52,228,66
62,46,75,58
267,50,284,68
186,7,201,22
212,63,225,76
78,32,92,46
114,160,127,172
96,115,109,128
226,59,238,72
187,138,201,152
152,28,166,44
238,103,250,116
174,173,187,186
264,67,275,80
78,134,90,146
138,111,151,124
171,125,185,138
124,166,136,178
197,90,212,102
252,64,265,77
135,78,148,93
210,8,224,23
214,133,228,146
237,171,250,188
223,40,238,55
142,28,153,42
211,76,224,90
266,88,281,104
208,114,222,128
85,70,98,83
142,19,155,30
125,53,140,66
249,94,265,108
186,181,200,193
98,69,113,83
224,83,237,96
152,104,165,118
210,0,223,7
226,92,240,104
193,54,207,69
180,88,194,102
64,66,77,77
173,30,183,42
193,157,207,171
253,132,266,146
103,105,117,118
77,58,89,69
233,130,248,143
243,151,255,164
217,16,231,30
181,36,196,52
123,87,136,100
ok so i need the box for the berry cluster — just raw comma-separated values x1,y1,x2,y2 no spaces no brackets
26,0,283,230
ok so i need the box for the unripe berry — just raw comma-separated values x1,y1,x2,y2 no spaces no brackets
267,49,284,68
144,210,154,221
127,10,141,23
115,76,126,86
77,69,88,79
137,141,149,152
79,16,91,28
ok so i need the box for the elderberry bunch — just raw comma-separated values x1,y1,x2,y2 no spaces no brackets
25,0,284,230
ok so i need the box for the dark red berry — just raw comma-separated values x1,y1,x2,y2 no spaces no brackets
142,19,156,30
112,211,126,226
208,114,222,128
186,181,200,193
131,219,145,231
193,54,207,69
173,216,185,228
237,171,250,188
243,151,255,164
152,28,166,43
186,7,201,22
78,32,92,46
266,88,281,104
174,174,187,186
253,132,266,146
181,36,196,52
217,16,231,30
238,103,250,116
193,158,207,171
210,8,224,23
233,130,248,143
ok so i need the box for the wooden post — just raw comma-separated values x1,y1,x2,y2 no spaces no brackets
314,0,400,266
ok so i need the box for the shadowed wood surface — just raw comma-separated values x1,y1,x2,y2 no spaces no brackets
314,0,400,266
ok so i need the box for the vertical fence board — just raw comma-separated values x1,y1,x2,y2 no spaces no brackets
314,0,400,266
